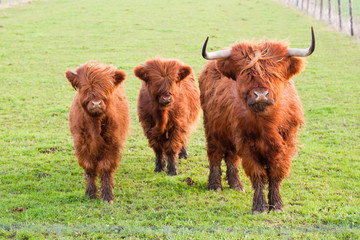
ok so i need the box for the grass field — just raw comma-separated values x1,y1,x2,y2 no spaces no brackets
0,0,359,239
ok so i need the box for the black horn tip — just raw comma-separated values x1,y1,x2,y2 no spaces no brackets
287,26,316,57
309,26,315,55
202,36,210,59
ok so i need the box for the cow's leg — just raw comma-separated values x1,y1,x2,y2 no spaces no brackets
98,157,118,204
225,152,244,192
165,136,183,176
100,170,114,203
84,169,97,199
207,144,223,191
267,158,289,212
166,151,178,176
154,148,165,172
178,146,188,159
78,157,98,199
268,178,284,212
242,156,267,213
251,175,267,213
203,114,223,191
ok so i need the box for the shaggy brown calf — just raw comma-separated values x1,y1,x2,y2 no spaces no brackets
199,28,315,213
134,58,200,175
66,61,129,203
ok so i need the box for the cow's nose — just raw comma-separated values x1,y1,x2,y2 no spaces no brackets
92,101,102,107
162,96,172,104
253,90,269,102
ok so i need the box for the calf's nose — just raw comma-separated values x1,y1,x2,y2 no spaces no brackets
253,90,269,102
92,101,102,107
162,96,172,104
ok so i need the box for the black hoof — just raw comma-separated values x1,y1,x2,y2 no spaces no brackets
207,184,222,192
178,147,188,159
167,168,178,176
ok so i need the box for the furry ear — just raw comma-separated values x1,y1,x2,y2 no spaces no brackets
114,70,126,86
286,57,305,80
216,59,237,80
133,65,149,82
65,70,79,90
178,65,192,82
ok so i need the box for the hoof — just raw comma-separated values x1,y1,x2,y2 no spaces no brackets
232,186,245,193
85,190,97,200
101,191,114,203
252,210,267,215
178,154,188,159
178,147,188,159
208,185,222,192
229,181,245,192
102,196,114,203
252,206,267,214
154,166,165,172
269,207,285,212
103,200,114,204
167,169,178,176
85,194,97,200
167,164,178,176
178,152,188,159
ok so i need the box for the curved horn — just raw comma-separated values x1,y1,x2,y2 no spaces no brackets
287,26,315,57
70,70,77,75
202,36,231,60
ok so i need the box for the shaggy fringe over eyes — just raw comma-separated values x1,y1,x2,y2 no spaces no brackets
233,41,304,86
144,58,184,80
76,61,118,95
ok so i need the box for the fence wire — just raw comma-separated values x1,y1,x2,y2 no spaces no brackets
1,0,359,39
279,0,360,38
0,0,32,8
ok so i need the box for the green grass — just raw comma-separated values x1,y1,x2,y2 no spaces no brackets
0,0,359,239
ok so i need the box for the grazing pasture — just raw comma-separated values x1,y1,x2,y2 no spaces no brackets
0,0,359,239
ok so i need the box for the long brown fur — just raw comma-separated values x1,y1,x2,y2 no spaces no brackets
134,58,200,175
66,61,130,203
199,41,305,213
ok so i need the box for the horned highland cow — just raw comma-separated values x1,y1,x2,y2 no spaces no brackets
134,58,200,175
199,28,315,213
66,61,129,203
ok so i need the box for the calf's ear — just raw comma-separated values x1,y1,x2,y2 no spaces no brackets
177,65,192,82
114,70,126,86
133,65,149,82
65,70,79,90
216,59,236,80
286,57,305,80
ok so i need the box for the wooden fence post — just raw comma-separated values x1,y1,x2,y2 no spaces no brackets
307,0,310,13
320,0,323,19
349,0,354,36
328,0,331,23
338,0,342,30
